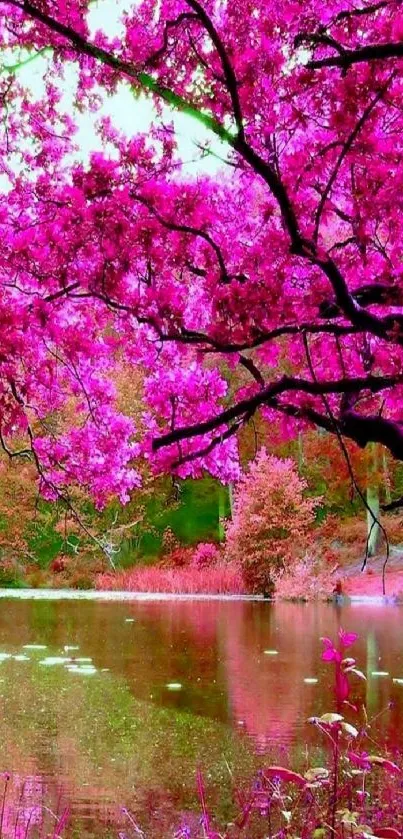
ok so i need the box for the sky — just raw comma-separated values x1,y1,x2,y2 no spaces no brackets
7,0,227,179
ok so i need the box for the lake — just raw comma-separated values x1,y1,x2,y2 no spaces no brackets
0,595,401,837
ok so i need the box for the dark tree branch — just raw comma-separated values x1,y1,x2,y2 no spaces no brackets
295,32,347,56
307,41,403,70
4,0,233,142
144,13,198,67
84,287,363,352
171,412,252,468
0,429,32,460
131,193,230,282
332,2,389,24
238,355,265,387
319,282,403,318
153,372,403,450
184,0,245,138
382,495,403,512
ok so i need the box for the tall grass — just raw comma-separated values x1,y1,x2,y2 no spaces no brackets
97,562,245,595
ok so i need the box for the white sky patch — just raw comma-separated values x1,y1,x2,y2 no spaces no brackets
5,0,228,182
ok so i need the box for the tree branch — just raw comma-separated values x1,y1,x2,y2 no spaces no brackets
314,80,390,241
184,0,245,138
307,41,403,70
153,372,403,449
144,12,199,67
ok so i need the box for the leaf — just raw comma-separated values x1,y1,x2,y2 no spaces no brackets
347,668,367,681
304,767,329,783
263,766,306,787
337,809,359,824
339,629,358,647
367,756,401,774
373,829,402,838
341,721,359,737
318,713,344,724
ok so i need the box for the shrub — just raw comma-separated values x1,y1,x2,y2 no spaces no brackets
273,556,337,600
161,526,180,555
225,449,321,595
191,542,221,569
163,545,194,568
0,559,26,588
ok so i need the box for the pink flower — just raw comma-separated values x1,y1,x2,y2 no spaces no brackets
347,751,371,771
339,629,358,648
321,638,341,663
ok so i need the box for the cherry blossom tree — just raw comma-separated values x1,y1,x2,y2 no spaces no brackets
0,0,401,507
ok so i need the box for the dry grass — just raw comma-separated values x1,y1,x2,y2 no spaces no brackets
97,562,246,595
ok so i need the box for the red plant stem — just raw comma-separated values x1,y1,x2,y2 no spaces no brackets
0,775,8,839
23,810,33,839
330,732,340,835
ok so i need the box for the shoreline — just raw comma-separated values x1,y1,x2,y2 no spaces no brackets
0,588,400,605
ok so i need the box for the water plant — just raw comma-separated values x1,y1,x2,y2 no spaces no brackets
0,773,69,839
1,630,402,838
174,629,403,838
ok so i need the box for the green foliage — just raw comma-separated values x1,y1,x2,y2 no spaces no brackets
114,477,229,566
0,566,25,588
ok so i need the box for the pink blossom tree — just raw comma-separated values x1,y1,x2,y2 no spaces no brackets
225,449,320,594
0,1,401,508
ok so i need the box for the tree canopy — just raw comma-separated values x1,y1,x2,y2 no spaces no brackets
0,0,402,505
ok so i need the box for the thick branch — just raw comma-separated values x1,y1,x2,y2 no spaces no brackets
153,372,403,449
319,283,403,318
382,496,403,512
307,41,403,70
333,2,389,24
5,0,235,143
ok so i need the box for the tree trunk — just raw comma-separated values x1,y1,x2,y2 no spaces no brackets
228,483,234,518
218,485,226,541
366,484,381,557
366,443,381,557
382,449,391,505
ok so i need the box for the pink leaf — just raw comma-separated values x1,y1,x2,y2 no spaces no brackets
263,766,306,787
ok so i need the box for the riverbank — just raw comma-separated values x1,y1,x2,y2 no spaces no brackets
0,587,401,606
2,513,403,600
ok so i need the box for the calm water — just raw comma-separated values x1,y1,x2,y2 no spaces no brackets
0,596,402,836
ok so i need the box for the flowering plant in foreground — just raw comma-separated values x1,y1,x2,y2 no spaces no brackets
175,629,403,838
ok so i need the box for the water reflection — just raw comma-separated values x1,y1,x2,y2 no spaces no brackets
0,598,401,834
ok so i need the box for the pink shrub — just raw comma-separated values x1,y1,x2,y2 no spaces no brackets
97,562,245,594
226,449,321,595
191,542,221,569
273,557,336,600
